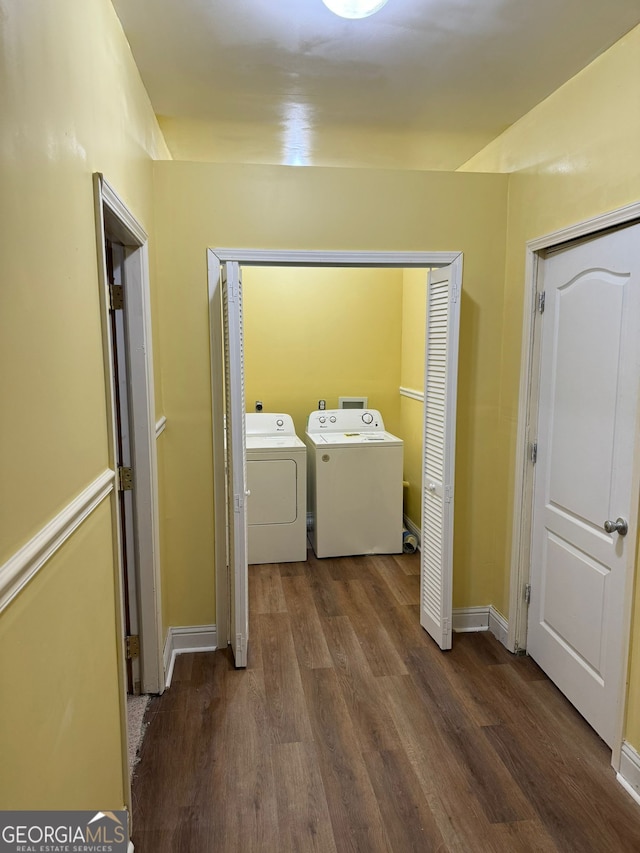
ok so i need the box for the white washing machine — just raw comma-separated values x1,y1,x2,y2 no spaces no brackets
246,413,307,565
305,409,403,558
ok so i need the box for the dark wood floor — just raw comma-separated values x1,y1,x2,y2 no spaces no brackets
131,550,640,852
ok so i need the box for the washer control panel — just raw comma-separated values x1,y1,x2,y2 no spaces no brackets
307,409,384,432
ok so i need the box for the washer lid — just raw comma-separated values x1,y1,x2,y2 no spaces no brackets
307,430,402,447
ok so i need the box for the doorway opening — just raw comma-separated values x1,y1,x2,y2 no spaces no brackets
94,174,165,801
208,249,463,669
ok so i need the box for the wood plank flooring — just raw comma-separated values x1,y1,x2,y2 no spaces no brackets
131,550,640,852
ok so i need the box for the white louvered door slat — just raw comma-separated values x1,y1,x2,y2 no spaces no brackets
222,262,249,668
420,265,461,650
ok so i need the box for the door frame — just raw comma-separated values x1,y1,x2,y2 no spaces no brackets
508,200,640,768
207,248,463,652
94,174,164,696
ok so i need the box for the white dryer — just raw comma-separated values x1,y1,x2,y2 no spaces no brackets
246,413,307,565
305,409,403,558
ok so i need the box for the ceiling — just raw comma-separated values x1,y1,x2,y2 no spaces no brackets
112,0,640,168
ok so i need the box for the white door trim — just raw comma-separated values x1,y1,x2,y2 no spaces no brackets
208,247,463,658
509,200,640,770
208,253,231,649
94,174,164,698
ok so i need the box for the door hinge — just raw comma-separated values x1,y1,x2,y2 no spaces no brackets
524,583,531,605
118,466,133,491
445,485,453,503
109,283,124,311
233,493,243,512
126,634,140,660
537,291,546,314
530,441,538,464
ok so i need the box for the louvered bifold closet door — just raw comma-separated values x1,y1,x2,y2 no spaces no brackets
222,262,249,668
420,265,461,650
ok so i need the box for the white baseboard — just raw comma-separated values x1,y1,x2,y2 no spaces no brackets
617,741,640,807
452,605,509,650
489,607,509,647
452,606,490,632
128,842,134,853
163,624,217,688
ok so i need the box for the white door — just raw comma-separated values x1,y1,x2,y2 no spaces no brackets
528,224,640,746
420,265,461,650
222,262,249,668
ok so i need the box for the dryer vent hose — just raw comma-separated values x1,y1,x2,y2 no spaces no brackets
402,527,418,554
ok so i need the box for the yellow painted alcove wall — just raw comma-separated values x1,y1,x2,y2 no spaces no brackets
243,266,404,441
242,266,431,531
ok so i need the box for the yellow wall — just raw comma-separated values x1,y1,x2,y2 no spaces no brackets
400,269,428,526
158,115,494,172
153,162,509,625
0,0,168,809
461,24,640,748
0,503,123,808
243,266,403,438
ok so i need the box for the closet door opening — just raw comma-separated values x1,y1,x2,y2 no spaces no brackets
208,250,462,666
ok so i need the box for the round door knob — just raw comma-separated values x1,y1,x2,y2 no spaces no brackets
427,483,436,492
604,517,628,536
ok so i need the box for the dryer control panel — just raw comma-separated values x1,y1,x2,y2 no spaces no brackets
246,412,296,435
307,409,384,432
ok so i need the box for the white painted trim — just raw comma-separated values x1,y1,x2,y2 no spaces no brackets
208,253,230,651
155,416,167,437
209,248,464,668
128,842,135,853
100,180,148,245
527,201,640,253
163,625,218,688
399,386,424,402
507,244,540,655
489,607,509,648
508,201,640,769
453,606,490,632
212,249,459,267
617,742,640,806
94,174,164,696
0,470,114,613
